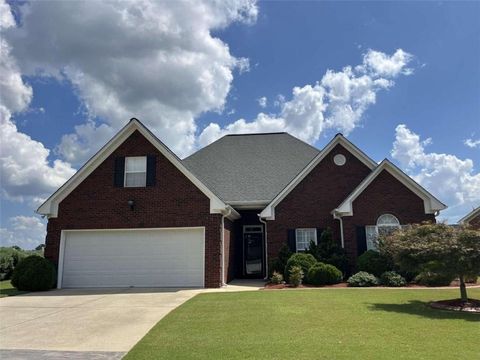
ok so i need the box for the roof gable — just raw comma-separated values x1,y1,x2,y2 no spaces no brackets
260,134,377,219
37,119,239,219
459,207,480,224
333,159,447,216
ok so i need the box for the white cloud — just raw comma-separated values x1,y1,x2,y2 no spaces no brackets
391,124,480,222
464,138,480,148
0,1,76,205
5,0,258,164
199,49,412,146
257,96,267,108
0,216,46,249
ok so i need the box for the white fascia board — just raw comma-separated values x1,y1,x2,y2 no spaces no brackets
458,207,480,224
37,119,231,217
260,134,377,220
334,160,447,217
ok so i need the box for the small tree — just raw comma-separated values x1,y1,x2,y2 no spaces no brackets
380,223,480,302
307,228,349,274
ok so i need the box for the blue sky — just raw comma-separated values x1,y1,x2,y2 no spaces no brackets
1,1,479,249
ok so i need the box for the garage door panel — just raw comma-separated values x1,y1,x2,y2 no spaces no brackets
61,228,204,288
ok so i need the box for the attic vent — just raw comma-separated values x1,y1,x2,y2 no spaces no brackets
334,154,346,166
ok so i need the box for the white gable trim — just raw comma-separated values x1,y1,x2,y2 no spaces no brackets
260,134,377,220
459,207,480,224
37,118,239,220
333,159,447,217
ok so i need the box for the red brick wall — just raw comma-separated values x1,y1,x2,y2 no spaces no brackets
223,218,235,283
267,144,371,259
45,130,223,288
342,170,435,264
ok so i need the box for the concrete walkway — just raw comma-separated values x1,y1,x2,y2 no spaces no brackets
0,281,262,359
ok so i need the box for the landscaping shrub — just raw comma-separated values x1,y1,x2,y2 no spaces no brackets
11,256,56,291
289,266,303,287
380,271,407,287
347,271,379,287
307,262,342,286
357,250,392,277
270,271,284,285
414,271,455,287
306,228,349,274
269,244,292,277
284,253,316,281
0,247,27,280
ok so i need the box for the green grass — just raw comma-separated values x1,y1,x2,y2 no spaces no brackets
0,280,26,298
126,288,479,360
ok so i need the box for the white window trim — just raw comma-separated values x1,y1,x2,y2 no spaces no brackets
124,156,147,188
295,228,317,252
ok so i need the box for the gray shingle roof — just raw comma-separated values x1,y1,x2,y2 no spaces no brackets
183,133,319,204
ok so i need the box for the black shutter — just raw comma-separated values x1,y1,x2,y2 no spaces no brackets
146,155,156,186
114,156,125,187
287,229,296,252
356,226,367,256
316,228,324,244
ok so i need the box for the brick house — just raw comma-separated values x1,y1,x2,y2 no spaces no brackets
459,207,480,230
38,118,446,288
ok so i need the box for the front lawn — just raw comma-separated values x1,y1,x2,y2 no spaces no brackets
126,288,479,360
0,280,27,298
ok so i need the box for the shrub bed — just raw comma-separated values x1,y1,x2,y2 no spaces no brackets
285,253,316,281
357,250,392,277
380,271,407,287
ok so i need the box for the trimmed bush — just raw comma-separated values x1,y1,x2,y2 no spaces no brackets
11,256,56,291
270,271,284,285
306,228,349,275
414,271,455,287
380,271,407,287
289,266,303,287
285,253,317,281
347,271,379,287
357,250,392,277
269,244,292,277
307,262,342,286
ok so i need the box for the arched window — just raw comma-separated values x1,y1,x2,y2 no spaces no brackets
365,214,401,251
377,214,400,227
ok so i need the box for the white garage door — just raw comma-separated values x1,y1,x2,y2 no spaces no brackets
60,228,204,288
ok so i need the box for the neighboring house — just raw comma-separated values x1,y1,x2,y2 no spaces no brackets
38,118,446,288
459,207,480,230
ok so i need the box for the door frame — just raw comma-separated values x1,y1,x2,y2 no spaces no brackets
242,225,265,278
57,227,205,289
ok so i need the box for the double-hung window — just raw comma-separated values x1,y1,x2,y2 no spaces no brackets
295,228,317,252
124,156,147,187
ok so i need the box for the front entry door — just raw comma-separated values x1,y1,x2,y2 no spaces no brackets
243,225,264,277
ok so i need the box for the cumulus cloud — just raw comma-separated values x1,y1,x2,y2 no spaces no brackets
464,138,480,148
5,0,258,164
257,96,267,108
392,124,480,221
0,1,76,205
199,49,412,146
0,216,46,249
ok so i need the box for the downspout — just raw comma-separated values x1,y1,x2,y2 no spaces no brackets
333,212,345,249
220,207,232,287
258,215,269,280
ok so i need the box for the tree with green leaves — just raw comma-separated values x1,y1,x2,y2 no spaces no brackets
380,222,480,302
307,228,348,274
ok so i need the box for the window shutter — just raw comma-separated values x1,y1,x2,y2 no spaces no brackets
356,226,367,256
114,156,125,187
287,229,296,252
316,228,324,244
146,155,156,186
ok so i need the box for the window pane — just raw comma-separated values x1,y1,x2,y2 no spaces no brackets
365,225,378,250
377,214,399,226
125,156,146,172
296,228,316,252
125,172,146,187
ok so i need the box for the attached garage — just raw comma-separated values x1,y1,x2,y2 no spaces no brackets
58,227,205,288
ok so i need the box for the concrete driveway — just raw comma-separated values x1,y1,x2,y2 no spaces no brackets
0,287,203,359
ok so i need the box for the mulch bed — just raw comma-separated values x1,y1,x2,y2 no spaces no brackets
263,282,479,290
429,298,480,313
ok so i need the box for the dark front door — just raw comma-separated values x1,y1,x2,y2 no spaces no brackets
244,225,264,277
